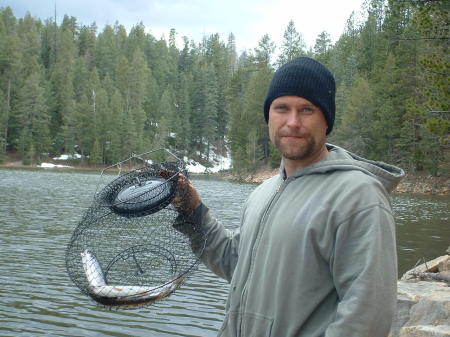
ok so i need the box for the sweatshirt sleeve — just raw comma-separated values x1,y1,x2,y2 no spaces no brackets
325,203,397,337
173,203,240,282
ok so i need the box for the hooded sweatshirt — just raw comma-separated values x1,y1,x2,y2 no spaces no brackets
178,144,404,337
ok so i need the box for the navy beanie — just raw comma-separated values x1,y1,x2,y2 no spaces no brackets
263,57,336,135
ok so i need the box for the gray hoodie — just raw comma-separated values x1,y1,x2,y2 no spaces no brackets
181,144,404,337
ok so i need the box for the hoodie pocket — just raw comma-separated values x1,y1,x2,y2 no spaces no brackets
218,311,273,337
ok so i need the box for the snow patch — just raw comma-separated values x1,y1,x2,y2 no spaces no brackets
40,162,73,169
45,151,231,173
53,153,83,160
209,155,232,173
185,160,207,174
184,154,231,174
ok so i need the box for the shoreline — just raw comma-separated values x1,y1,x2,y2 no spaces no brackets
1,161,449,195
218,167,450,196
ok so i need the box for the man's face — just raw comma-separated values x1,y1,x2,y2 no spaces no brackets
268,96,328,166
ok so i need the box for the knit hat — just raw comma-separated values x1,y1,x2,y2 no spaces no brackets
263,57,336,134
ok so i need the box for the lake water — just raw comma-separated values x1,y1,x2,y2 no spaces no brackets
0,168,449,336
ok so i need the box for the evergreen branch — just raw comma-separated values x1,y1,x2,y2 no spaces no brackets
390,36,450,40
396,0,448,2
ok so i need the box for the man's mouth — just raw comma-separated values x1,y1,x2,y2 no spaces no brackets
280,134,305,139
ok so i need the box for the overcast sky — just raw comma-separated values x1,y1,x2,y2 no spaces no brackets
1,0,365,52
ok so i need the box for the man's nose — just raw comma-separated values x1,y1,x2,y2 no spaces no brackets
286,111,302,128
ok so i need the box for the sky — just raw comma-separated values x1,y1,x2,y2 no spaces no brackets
1,0,365,53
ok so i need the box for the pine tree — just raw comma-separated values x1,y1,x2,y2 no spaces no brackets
156,85,177,150
203,63,219,160
335,76,374,156
277,20,306,66
228,62,252,170
94,87,110,162
226,33,238,74
175,73,192,155
368,54,402,162
228,39,274,171
14,71,51,161
242,66,272,166
0,9,20,159
90,138,102,165
314,31,332,65
96,25,117,78
107,89,125,163
143,67,160,145
48,18,78,153
254,34,275,66
65,94,89,157
413,0,449,175
126,23,147,60
126,48,149,152
0,90,6,162
78,23,97,67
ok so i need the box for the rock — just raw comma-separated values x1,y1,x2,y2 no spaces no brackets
439,259,450,273
440,271,450,281
391,174,450,195
390,257,450,337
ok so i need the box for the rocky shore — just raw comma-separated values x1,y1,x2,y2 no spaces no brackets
390,252,450,337
219,168,450,195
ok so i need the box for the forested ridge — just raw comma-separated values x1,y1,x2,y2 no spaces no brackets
0,0,448,175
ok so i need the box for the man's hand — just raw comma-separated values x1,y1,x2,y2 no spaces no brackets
173,173,201,214
160,170,201,214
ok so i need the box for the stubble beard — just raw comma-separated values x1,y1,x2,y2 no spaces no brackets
274,133,319,162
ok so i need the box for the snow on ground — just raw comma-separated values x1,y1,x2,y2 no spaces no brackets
46,151,231,173
53,153,83,160
39,162,73,168
184,154,231,174
208,154,232,173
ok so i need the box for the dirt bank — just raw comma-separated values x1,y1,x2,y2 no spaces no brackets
219,168,450,196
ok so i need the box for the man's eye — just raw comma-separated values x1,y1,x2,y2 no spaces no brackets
302,107,315,114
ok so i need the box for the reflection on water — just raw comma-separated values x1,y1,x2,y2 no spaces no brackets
0,169,448,336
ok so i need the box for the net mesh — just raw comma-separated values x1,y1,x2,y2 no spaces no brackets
65,150,205,309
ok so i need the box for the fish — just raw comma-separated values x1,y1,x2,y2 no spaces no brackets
80,249,185,308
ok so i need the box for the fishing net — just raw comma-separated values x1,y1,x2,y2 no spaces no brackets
65,149,205,309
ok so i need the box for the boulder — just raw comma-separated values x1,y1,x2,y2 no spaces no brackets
390,255,450,337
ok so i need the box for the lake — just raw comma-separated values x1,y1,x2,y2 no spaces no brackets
0,168,448,336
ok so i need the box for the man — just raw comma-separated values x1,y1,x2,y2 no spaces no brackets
174,57,404,337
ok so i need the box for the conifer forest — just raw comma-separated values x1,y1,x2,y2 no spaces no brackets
0,1,448,175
